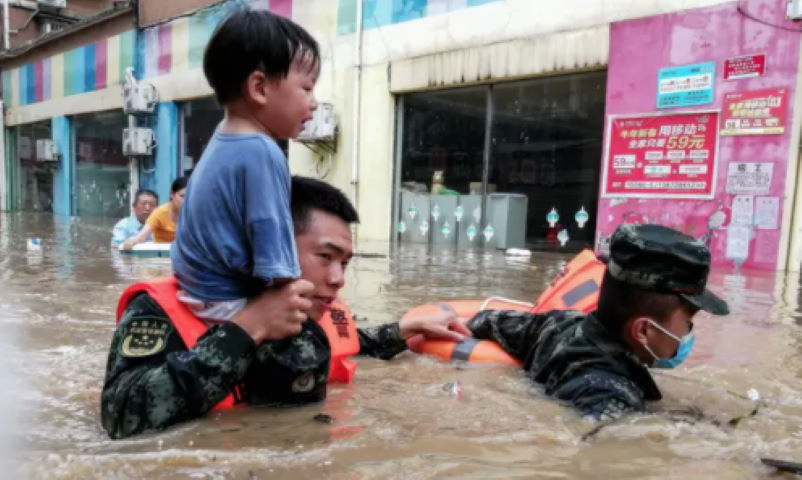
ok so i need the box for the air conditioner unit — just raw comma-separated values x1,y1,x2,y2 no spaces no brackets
789,0,802,20
123,83,159,115
298,103,336,141
122,68,159,115
37,0,67,10
122,128,156,156
35,138,59,162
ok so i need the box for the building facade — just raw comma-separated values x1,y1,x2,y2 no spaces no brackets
2,0,802,270
0,0,119,50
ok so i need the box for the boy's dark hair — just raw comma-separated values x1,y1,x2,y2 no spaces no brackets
596,271,698,335
171,176,188,194
132,189,158,206
291,176,359,234
203,8,320,104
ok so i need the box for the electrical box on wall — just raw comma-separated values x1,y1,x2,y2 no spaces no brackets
123,83,159,115
122,68,159,115
122,128,156,156
789,0,802,19
298,103,336,141
35,139,59,162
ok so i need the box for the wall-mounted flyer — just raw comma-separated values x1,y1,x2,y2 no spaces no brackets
657,61,716,109
721,88,788,136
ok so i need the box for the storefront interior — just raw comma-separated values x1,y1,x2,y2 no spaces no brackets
397,70,607,251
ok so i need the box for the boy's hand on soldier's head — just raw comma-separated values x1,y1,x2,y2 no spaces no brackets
232,279,314,343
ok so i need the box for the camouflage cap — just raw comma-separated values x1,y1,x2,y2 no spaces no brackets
608,224,729,315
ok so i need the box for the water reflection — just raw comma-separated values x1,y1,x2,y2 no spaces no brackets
1,213,802,478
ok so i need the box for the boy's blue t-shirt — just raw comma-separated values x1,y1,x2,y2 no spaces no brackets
171,131,300,301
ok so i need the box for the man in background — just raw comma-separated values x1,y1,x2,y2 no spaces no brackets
111,190,158,247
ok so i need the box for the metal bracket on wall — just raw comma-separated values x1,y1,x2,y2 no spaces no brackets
296,130,338,179
296,133,338,157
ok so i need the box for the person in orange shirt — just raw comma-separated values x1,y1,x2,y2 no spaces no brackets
122,177,188,249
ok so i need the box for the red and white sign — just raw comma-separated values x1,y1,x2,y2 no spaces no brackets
721,87,788,136
724,54,766,80
602,111,719,199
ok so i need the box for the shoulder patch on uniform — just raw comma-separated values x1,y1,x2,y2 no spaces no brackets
291,372,316,393
120,317,171,358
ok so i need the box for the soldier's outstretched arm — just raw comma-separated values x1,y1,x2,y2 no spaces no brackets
356,310,473,360
356,322,408,360
467,310,550,359
101,294,257,439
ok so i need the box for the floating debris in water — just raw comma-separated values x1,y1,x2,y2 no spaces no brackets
761,458,802,474
442,380,462,400
314,413,334,424
26,238,41,253
747,388,760,402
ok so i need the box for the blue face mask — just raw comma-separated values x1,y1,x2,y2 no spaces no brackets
643,319,695,369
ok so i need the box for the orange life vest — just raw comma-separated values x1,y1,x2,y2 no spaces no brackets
530,249,605,314
116,276,360,410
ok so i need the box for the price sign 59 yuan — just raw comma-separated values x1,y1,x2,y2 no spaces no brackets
602,111,720,199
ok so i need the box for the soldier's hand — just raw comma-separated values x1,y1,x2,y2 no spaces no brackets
399,311,473,342
232,279,314,343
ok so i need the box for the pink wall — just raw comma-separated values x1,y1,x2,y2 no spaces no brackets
597,0,800,269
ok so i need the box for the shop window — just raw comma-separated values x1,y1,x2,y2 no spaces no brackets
180,97,288,177
400,87,487,195
397,71,606,251
180,97,222,177
73,111,130,217
16,121,53,212
489,72,606,250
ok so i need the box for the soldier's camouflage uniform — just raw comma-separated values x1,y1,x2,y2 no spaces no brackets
468,309,661,420
101,293,408,439
467,223,731,421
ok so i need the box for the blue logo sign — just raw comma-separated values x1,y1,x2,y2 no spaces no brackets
657,62,715,109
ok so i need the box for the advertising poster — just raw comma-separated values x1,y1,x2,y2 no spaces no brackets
724,54,766,80
657,61,716,108
726,162,773,195
731,195,754,226
721,87,788,135
726,225,751,260
754,197,779,230
602,111,719,198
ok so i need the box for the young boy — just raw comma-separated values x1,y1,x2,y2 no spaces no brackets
171,8,319,321
468,223,730,420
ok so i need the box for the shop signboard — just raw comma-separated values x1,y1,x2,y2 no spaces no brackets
602,111,720,199
657,61,716,108
720,87,788,136
724,54,766,80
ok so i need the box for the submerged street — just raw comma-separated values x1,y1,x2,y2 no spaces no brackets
1,213,802,479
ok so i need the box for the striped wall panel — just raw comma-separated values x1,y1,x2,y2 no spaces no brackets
2,0,293,108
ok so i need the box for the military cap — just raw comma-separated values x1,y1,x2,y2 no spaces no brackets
608,224,729,315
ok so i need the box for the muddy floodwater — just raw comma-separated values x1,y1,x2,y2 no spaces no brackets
3,212,802,479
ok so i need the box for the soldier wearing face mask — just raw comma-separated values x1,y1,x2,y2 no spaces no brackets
467,223,729,420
